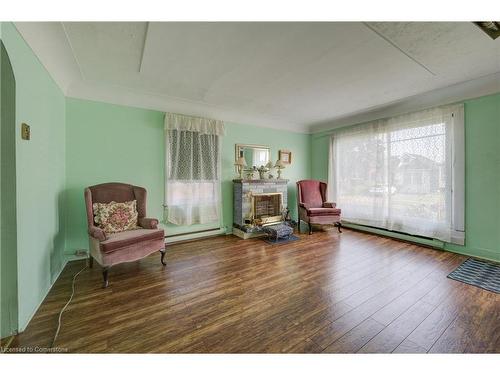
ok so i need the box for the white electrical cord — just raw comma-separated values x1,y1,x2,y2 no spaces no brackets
51,263,87,348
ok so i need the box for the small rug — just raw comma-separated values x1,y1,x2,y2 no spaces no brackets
262,234,300,245
447,258,500,294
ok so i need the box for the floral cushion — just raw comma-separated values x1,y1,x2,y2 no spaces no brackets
93,200,139,234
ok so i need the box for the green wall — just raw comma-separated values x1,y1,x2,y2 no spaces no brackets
2,19,498,337
311,93,500,262
64,98,311,254
444,94,500,261
1,23,67,332
65,99,165,253
1,38,19,338
221,121,311,232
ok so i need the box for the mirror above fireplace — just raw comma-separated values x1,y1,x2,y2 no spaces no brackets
235,144,270,170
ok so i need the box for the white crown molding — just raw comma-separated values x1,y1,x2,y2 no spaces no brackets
66,79,308,133
309,71,500,134
14,21,309,133
14,22,500,135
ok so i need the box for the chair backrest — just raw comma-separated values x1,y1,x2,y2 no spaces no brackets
297,180,327,208
84,182,147,227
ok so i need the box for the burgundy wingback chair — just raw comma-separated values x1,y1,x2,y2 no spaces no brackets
85,182,166,287
297,180,342,235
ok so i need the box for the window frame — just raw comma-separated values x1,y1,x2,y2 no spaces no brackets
328,104,465,245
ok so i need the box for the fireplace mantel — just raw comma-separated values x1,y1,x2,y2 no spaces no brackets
233,179,289,239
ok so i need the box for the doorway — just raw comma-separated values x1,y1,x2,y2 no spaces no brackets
1,38,19,338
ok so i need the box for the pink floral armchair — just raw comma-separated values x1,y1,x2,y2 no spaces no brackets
85,182,165,287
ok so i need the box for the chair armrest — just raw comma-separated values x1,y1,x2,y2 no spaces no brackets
139,217,159,229
323,202,337,208
299,203,310,210
88,225,107,241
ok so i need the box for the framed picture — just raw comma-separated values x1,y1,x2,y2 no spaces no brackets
279,150,292,165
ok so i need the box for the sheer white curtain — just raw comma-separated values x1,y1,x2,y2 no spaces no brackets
328,104,464,244
165,113,225,226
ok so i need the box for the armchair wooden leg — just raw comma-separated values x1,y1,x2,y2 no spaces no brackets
337,222,343,233
160,249,167,266
88,256,94,268
102,267,109,288
309,222,313,235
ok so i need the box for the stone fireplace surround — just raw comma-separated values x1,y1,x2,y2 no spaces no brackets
233,179,288,239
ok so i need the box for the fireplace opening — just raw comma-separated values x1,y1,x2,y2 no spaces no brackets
251,193,283,225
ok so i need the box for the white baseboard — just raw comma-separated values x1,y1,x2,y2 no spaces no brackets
18,258,68,333
343,222,445,249
65,253,89,262
165,228,227,244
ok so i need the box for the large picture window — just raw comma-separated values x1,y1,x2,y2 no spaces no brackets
328,104,464,244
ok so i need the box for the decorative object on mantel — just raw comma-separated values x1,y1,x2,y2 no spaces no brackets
266,161,274,179
244,166,257,180
274,159,286,179
234,156,247,179
257,165,269,179
279,149,292,165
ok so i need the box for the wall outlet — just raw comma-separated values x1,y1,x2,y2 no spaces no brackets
21,123,30,140
74,249,88,257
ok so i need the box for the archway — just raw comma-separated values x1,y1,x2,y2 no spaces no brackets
1,37,19,338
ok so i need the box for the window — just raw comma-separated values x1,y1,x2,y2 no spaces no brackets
164,113,224,226
328,104,464,244
253,148,269,166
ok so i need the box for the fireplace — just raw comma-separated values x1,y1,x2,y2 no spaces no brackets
251,192,283,225
232,178,288,239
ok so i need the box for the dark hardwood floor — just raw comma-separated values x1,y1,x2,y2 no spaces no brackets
8,228,500,353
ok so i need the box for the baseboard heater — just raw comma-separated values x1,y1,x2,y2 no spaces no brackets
165,227,226,244
342,222,445,249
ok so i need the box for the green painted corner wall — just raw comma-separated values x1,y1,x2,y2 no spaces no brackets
311,93,500,262
2,23,67,332
444,94,500,261
64,98,311,253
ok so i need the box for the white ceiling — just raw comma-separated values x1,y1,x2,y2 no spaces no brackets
14,22,500,133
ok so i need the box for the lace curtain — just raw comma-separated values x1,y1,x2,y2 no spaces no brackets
328,104,465,244
165,113,225,226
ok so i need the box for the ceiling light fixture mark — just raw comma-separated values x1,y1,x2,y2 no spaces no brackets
473,22,500,40
363,22,436,76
